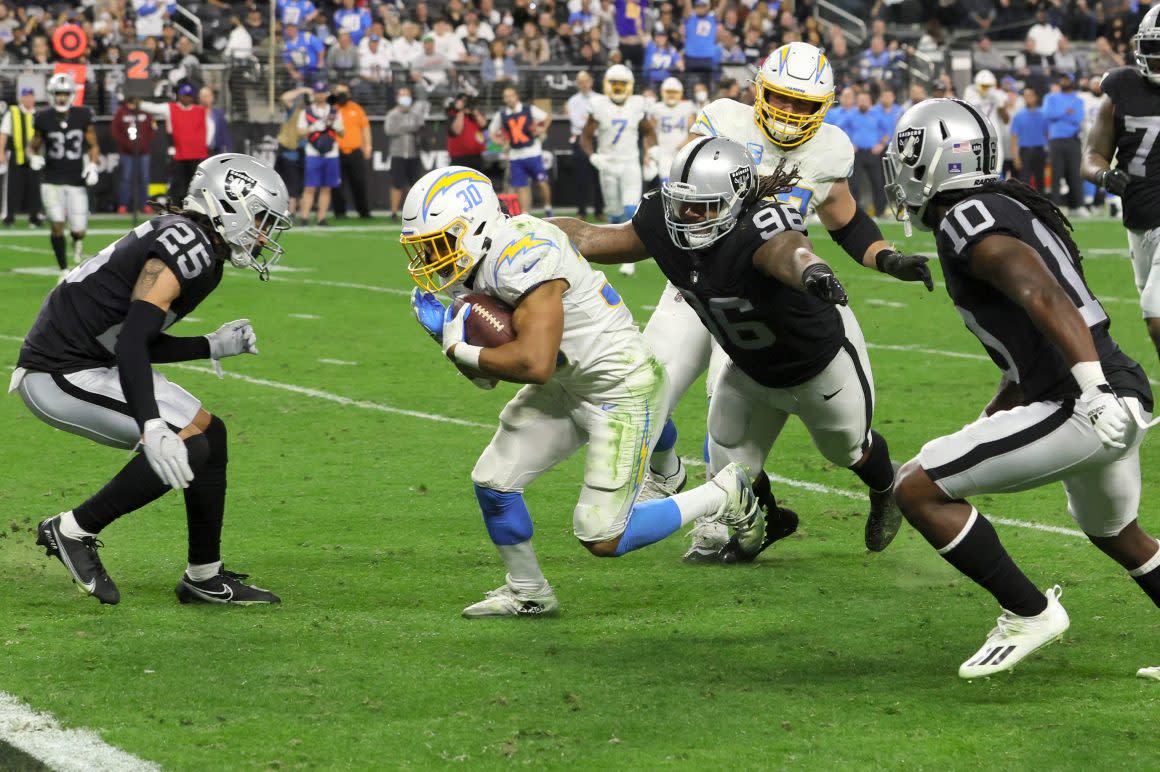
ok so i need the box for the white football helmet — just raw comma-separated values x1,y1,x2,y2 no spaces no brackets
973,69,997,94
603,64,635,105
401,166,504,292
661,76,684,107
1134,5,1160,85
753,42,835,148
183,153,293,280
882,98,999,233
47,73,76,113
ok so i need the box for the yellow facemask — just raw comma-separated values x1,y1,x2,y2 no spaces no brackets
753,74,834,149
402,218,472,292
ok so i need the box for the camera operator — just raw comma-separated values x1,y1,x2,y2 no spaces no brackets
446,92,487,172
297,80,345,226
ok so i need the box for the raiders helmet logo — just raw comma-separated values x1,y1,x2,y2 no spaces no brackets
896,127,925,165
729,164,753,195
223,169,258,201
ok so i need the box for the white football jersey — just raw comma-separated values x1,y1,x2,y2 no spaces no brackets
690,98,854,216
449,214,647,396
648,100,698,154
590,94,648,159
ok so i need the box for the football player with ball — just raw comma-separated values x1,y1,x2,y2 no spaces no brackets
403,167,762,618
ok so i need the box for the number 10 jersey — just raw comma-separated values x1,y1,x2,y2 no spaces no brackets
631,190,846,388
19,215,223,373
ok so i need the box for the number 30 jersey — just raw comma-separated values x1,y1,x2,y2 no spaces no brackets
632,190,846,387
1100,66,1160,231
19,215,223,373
935,191,1151,408
33,106,93,186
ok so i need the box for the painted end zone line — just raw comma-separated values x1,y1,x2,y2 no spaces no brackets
0,693,159,772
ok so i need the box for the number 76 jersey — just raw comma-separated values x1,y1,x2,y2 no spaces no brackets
630,190,847,388
19,215,223,373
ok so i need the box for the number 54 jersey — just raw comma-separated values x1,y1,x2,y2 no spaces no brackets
19,215,223,373
631,190,846,387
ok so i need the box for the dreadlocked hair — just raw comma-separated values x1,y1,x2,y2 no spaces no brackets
929,178,1082,264
146,199,232,262
755,158,802,200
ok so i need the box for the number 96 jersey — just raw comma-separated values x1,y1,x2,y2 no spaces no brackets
33,105,93,186
18,215,223,373
631,191,846,387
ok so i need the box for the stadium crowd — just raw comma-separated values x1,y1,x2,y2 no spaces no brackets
0,0,1157,222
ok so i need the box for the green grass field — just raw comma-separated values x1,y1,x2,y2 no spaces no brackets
0,216,1157,770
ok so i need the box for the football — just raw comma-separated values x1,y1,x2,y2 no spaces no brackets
453,293,516,348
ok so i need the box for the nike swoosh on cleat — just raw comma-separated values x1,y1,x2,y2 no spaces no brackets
190,583,234,601
822,388,843,401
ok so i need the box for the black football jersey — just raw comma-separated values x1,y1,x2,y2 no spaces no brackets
632,190,846,388
18,215,224,373
1100,66,1160,230
935,191,1151,409
33,105,93,186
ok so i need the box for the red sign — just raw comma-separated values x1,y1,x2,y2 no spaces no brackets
52,23,89,60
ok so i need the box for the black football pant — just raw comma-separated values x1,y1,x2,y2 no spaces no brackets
168,158,204,205
333,151,371,218
1049,137,1083,209
852,148,887,216
4,163,42,225
1017,146,1047,192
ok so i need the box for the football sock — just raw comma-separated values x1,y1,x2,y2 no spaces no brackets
58,510,96,540
183,416,228,566
938,508,1048,617
670,482,727,524
852,430,895,492
1129,543,1160,608
73,434,210,534
497,545,547,593
186,560,222,582
50,234,66,269
614,498,681,555
650,418,680,477
473,487,547,590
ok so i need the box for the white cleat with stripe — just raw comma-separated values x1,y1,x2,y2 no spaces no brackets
959,585,1069,679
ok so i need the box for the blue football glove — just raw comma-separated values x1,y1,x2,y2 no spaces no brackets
410,288,446,344
442,301,472,358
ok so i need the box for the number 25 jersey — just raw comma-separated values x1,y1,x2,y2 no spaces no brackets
632,190,846,388
33,106,93,186
19,215,223,373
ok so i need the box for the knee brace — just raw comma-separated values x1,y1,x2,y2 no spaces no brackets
474,484,533,545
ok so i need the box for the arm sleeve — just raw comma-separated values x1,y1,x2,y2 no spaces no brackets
148,334,211,363
115,300,168,431
139,101,170,119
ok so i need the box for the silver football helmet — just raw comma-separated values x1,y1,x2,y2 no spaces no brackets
663,136,758,250
47,73,76,113
882,98,999,234
1134,5,1160,84
183,153,293,280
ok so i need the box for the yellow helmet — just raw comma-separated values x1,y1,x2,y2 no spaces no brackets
753,42,835,148
603,64,635,104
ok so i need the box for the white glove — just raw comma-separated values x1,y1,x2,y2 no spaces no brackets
0,162,8,176
441,302,470,358
642,156,658,181
1080,386,1130,449
206,318,259,359
28,155,44,171
141,418,194,489
83,162,99,186
588,152,609,173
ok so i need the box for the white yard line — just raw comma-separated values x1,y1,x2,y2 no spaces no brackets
0,693,160,772
318,358,358,366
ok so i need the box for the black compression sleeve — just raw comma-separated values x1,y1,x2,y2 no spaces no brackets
827,206,884,265
149,334,211,363
115,300,167,432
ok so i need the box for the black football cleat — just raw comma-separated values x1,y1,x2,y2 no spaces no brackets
36,515,120,605
175,568,281,605
865,462,903,553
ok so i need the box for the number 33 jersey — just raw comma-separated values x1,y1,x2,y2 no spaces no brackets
19,216,223,373
33,106,93,186
631,190,846,388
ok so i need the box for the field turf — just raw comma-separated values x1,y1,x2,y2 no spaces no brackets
0,217,1157,769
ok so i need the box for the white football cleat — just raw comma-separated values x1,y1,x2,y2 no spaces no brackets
706,462,759,528
683,518,728,563
73,241,84,265
1137,666,1160,681
619,262,636,276
959,585,1069,679
462,579,558,619
637,459,687,502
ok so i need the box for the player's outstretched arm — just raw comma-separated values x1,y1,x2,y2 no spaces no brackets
818,180,934,290
548,217,651,264
445,280,567,385
1082,96,1129,194
752,230,848,305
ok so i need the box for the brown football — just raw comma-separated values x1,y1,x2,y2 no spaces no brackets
453,293,516,348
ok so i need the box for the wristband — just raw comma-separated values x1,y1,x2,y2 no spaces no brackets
453,343,483,371
1071,361,1106,393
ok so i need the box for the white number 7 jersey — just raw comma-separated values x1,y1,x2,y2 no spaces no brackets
590,94,647,160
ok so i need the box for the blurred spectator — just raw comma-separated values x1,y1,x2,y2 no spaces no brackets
327,30,359,83
847,91,889,216
1010,87,1048,191
740,27,766,65
111,95,155,215
683,0,725,77
334,0,372,45
390,22,424,69
224,15,253,62
297,80,344,226
915,19,945,55
280,0,319,28
716,76,742,102
358,32,392,85
384,86,428,220
482,39,519,83
901,82,927,111
171,38,202,86
332,83,372,220
960,0,995,32
517,20,550,65
860,35,897,84
718,30,745,64
615,0,647,67
491,84,552,215
1027,9,1063,57
1043,72,1086,216
644,27,681,87
0,87,42,228
824,86,857,133
691,81,710,108
873,87,901,136
1053,36,1083,77
141,83,212,205
284,23,326,84
461,18,492,63
412,34,455,99
1090,36,1125,73
201,87,232,155
458,11,495,42
432,18,467,62
133,0,167,40
566,71,603,219
243,6,269,47
973,37,1009,73
551,22,581,62
447,92,489,172
277,85,312,215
